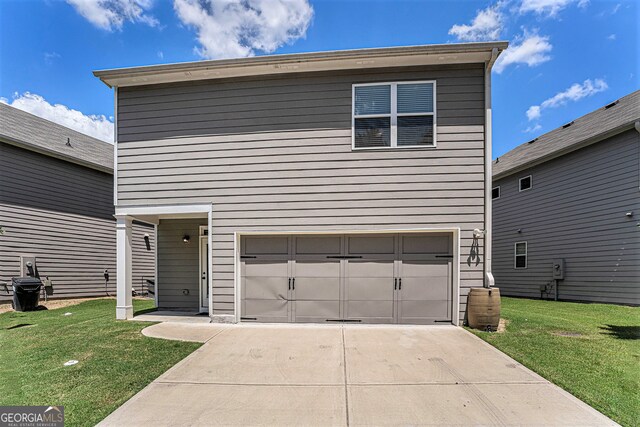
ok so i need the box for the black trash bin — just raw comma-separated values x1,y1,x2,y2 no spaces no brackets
12,277,42,311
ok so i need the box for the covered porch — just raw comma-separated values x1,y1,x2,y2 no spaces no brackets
114,204,213,320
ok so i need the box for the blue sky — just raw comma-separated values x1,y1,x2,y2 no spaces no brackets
0,0,637,157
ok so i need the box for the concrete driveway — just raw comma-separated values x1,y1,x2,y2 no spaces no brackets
99,324,615,426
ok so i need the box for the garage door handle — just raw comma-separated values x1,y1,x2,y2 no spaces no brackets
399,278,402,290
292,278,295,290
288,278,291,290
394,278,397,290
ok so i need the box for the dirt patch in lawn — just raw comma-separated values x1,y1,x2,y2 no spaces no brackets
0,297,113,314
497,318,508,333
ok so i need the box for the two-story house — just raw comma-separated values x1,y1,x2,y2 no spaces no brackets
492,90,639,305
94,42,508,324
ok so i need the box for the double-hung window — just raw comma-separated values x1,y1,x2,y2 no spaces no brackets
353,81,436,149
514,242,527,269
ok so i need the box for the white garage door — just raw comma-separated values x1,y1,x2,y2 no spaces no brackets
240,233,452,324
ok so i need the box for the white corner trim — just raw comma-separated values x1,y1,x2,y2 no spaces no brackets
113,87,118,206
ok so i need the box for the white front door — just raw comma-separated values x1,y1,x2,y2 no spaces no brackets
199,236,209,312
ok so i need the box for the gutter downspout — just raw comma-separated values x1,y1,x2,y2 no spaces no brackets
484,48,499,288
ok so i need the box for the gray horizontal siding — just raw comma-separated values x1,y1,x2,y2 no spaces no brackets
0,143,155,300
116,64,487,321
492,129,640,305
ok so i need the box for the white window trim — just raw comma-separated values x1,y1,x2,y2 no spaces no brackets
492,186,500,200
352,80,437,150
514,241,527,269
519,175,532,192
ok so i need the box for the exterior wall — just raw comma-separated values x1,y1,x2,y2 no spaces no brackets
0,142,155,300
116,64,488,320
156,218,205,309
492,129,640,305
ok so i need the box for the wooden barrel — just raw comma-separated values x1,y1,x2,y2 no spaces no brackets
467,287,501,331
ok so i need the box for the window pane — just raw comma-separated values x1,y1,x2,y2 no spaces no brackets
515,255,526,268
492,187,500,199
354,85,391,115
397,115,434,146
515,243,527,255
520,176,531,191
397,83,434,114
354,117,391,148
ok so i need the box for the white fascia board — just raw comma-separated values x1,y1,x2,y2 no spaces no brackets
115,204,212,217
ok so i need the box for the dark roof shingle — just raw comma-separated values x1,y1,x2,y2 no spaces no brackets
493,90,640,179
0,103,113,172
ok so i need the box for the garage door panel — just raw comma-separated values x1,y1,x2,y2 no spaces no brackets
347,261,394,278
295,277,340,300
294,300,340,322
346,300,395,323
399,300,450,322
347,277,394,301
243,236,289,256
295,260,340,277
401,234,451,255
400,278,449,301
243,299,289,322
295,236,341,255
243,260,288,277
243,276,288,300
347,235,395,255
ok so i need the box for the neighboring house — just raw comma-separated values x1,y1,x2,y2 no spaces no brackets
492,90,640,305
94,41,508,324
0,104,155,301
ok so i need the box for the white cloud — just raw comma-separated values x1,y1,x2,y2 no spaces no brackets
523,123,542,133
448,3,503,41
494,31,552,73
173,0,314,59
519,0,587,17
607,34,616,41
157,50,164,59
526,105,541,121
66,0,158,31
1,92,114,142
526,78,608,121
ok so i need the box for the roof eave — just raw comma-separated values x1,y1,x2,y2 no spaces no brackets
94,41,509,88
492,121,637,181
0,135,114,174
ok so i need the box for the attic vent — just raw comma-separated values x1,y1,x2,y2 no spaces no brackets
527,138,538,144
495,157,499,163
604,100,619,109
66,138,71,147
562,121,574,129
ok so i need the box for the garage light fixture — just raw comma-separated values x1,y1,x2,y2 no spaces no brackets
182,234,190,244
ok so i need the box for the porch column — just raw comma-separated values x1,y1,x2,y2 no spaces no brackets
115,215,133,319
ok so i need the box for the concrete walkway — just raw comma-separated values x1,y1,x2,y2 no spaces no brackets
99,324,616,426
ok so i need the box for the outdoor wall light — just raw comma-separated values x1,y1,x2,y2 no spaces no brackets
182,234,190,244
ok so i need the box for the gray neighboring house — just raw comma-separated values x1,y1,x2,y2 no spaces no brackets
492,90,640,305
0,103,155,301
94,41,508,324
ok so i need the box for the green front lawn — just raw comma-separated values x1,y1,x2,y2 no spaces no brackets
469,297,639,426
0,299,200,427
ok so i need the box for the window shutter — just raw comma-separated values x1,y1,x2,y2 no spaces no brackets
354,85,391,115
397,83,434,114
